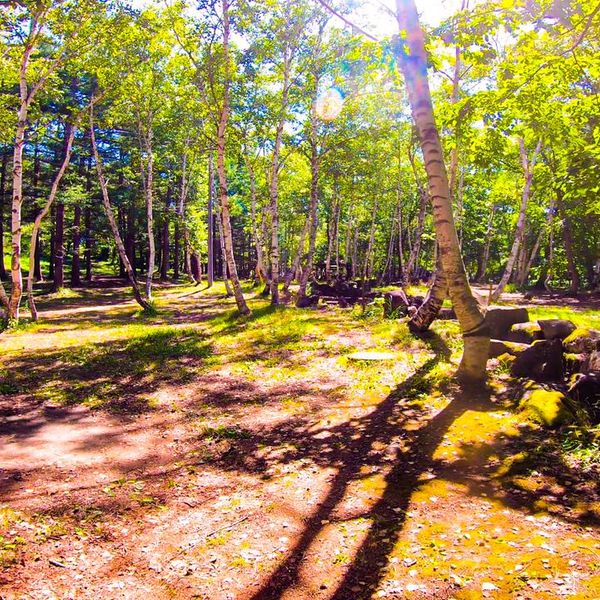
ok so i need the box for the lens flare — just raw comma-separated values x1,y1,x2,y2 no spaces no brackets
315,88,344,121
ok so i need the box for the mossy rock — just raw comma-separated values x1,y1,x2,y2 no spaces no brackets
563,328,600,353
506,322,544,344
489,339,529,358
519,389,576,427
564,352,587,375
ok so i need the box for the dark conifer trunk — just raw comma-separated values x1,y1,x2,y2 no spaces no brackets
53,202,65,291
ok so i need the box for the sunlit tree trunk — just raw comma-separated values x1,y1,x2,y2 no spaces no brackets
395,0,488,381
0,147,8,281
27,123,76,320
216,0,250,315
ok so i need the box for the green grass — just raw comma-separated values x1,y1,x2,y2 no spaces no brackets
527,306,600,330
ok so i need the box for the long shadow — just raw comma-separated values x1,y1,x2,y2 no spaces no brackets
246,333,491,600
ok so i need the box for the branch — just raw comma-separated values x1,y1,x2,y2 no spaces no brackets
314,0,380,42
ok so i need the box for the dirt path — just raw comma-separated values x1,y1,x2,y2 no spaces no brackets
1,285,598,599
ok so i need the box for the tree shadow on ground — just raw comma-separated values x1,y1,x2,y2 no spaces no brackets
0,327,213,429
439,422,600,527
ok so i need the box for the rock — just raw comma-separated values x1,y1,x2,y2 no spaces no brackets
564,353,588,376
537,319,577,340
510,339,564,381
563,328,600,353
586,350,600,374
519,388,576,427
506,322,544,344
568,373,600,424
489,339,529,358
296,294,319,308
486,306,530,340
438,307,456,320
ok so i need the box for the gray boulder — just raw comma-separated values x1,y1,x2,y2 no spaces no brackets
537,319,577,340
563,328,600,353
510,339,564,381
485,306,529,340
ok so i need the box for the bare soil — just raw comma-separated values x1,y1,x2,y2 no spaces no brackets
1,284,599,599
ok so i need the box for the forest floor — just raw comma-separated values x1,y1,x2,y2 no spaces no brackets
1,281,599,600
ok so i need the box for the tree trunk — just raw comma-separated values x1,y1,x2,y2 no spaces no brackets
491,138,541,301
8,107,28,321
53,201,65,291
363,198,378,281
160,184,171,281
396,190,404,281
557,192,579,294
325,192,340,283
283,215,309,295
215,200,233,297
268,50,292,305
207,155,215,288
395,0,488,381
214,0,250,315
476,203,496,282
0,147,7,281
245,156,267,285
405,147,427,282
90,108,150,311
27,122,77,320
296,103,320,306
409,252,448,332
140,132,155,300
33,229,43,281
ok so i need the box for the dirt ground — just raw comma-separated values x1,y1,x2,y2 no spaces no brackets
1,283,599,599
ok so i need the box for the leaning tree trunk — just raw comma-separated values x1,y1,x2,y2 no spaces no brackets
395,0,488,381
409,252,448,333
27,122,77,321
215,0,250,315
90,108,150,311
491,138,541,301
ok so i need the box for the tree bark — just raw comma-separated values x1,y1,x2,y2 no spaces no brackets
244,155,268,285
215,200,233,297
160,184,171,281
283,215,309,295
90,108,150,311
491,138,541,301
52,201,65,291
27,123,77,320
0,147,8,281
215,0,250,315
476,203,496,282
268,48,292,305
557,192,579,294
405,147,427,282
395,0,488,381
296,101,320,306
